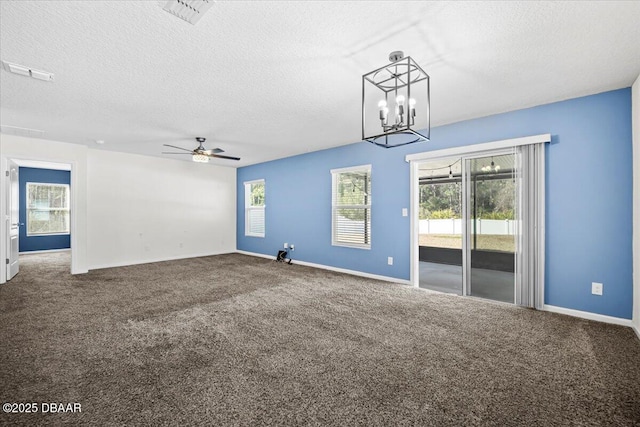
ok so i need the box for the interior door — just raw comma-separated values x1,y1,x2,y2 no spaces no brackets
7,160,19,280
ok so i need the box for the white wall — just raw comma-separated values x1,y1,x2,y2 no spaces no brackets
1,134,237,281
87,150,236,269
0,134,88,280
633,74,640,336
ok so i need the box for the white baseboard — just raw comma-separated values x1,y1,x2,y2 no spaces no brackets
236,250,411,285
634,325,640,340
543,304,634,327
20,248,71,255
237,250,276,261
88,250,235,271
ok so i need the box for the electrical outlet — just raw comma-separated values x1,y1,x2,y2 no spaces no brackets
284,243,288,249
290,244,295,251
388,257,393,265
402,208,408,217
591,282,603,296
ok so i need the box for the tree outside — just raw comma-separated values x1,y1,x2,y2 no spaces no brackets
250,182,265,206
420,175,515,252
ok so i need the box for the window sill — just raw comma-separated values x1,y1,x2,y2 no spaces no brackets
332,242,371,250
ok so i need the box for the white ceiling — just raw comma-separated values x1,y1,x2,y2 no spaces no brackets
1,1,639,167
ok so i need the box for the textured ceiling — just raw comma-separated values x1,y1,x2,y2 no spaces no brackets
1,1,640,167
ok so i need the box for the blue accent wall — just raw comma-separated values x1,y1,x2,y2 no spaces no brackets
237,89,633,319
19,167,71,252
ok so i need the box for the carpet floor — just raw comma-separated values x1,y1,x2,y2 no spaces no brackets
1,252,639,426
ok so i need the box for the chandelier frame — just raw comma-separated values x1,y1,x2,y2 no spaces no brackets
362,53,430,148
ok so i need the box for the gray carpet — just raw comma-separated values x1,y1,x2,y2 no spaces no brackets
1,252,639,426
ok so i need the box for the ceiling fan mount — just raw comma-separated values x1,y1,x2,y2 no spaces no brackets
162,137,240,161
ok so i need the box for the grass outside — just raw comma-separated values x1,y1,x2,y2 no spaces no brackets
419,234,515,252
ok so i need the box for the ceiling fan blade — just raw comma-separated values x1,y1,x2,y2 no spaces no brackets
162,152,191,155
206,153,241,161
203,148,224,154
163,144,194,153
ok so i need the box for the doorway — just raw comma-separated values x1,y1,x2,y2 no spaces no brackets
4,159,72,282
408,135,547,309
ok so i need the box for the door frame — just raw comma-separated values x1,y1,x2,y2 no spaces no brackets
407,134,550,292
1,156,75,282
7,160,19,280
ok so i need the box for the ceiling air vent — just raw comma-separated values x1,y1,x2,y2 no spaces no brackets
162,0,214,25
1,60,54,82
0,125,45,138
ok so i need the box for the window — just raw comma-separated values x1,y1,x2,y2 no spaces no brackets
26,183,70,236
331,165,371,249
244,179,265,237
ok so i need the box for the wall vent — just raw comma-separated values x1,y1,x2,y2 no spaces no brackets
162,0,214,25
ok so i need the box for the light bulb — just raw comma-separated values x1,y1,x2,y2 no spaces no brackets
396,95,405,118
409,98,416,119
379,106,389,121
378,100,387,108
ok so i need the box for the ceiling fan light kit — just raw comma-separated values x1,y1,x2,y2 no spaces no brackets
362,51,430,148
192,153,209,163
162,137,240,162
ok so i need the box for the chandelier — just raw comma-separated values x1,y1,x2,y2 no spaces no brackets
481,157,501,173
362,51,430,148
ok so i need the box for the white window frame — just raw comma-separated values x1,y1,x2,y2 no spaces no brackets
244,179,265,238
331,164,372,249
26,182,71,236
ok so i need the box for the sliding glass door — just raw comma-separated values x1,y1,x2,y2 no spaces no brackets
414,139,545,308
417,157,463,295
465,153,516,303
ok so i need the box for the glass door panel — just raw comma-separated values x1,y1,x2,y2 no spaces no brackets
417,157,463,295
467,154,516,303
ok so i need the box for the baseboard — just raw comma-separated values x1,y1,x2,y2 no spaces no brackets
236,250,411,285
20,248,71,255
543,304,633,327
88,250,235,271
237,250,276,261
634,324,640,340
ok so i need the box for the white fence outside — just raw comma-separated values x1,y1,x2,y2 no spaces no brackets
419,219,518,235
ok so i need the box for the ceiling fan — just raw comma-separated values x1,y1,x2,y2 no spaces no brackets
162,137,240,161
